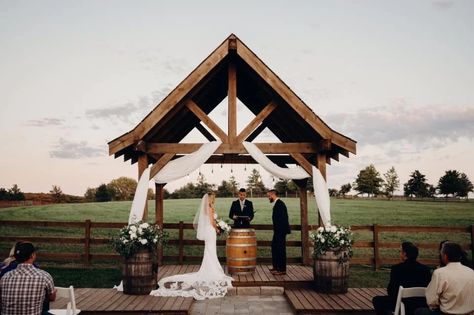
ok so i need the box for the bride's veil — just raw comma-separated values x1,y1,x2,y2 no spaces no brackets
193,194,211,241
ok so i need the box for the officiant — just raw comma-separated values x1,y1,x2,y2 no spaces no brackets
229,188,254,228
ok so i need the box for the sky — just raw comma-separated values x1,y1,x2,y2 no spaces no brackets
1,0,473,196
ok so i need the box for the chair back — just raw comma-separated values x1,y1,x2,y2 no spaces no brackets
50,286,79,315
393,286,426,315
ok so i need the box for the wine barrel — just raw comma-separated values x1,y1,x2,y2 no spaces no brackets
122,249,157,295
313,250,349,293
226,228,257,275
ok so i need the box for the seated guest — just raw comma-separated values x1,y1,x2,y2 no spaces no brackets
372,241,431,315
415,242,474,315
438,240,472,268
228,188,254,228
0,241,23,278
0,242,56,315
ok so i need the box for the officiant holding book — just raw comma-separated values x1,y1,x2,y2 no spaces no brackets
229,188,254,228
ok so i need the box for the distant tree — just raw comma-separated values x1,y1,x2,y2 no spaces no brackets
147,188,155,200
404,170,434,198
216,180,234,197
438,170,461,198
95,184,113,202
7,184,25,201
170,183,197,199
273,179,298,197
328,188,339,197
458,173,474,199
383,167,400,200
353,164,383,197
107,177,137,201
228,176,239,197
84,187,97,202
49,185,63,203
438,170,474,199
246,168,267,197
339,183,352,198
0,188,8,200
195,174,215,197
162,188,170,199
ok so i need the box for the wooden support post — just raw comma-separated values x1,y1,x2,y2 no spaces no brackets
228,62,237,144
373,224,380,270
84,219,91,266
179,221,184,265
155,183,165,266
316,153,327,226
294,180,310,265
138,154,149,220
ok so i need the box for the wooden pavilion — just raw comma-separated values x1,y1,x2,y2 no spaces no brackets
108,34,356,265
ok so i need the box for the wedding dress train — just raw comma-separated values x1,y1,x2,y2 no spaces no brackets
150,194,233,300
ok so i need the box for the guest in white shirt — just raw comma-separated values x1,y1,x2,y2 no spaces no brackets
415,242,474,315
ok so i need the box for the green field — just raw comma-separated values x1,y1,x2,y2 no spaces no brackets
1,198,473,288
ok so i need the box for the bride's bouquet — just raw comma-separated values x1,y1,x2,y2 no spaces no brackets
213,213,231,236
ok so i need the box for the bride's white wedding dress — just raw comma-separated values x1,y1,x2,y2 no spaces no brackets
150,194,233,300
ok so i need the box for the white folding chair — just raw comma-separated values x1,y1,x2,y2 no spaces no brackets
393,286,426,315
49,285,81,315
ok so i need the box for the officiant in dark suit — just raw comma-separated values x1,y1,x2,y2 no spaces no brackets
229,188,254,228
268,189,291,275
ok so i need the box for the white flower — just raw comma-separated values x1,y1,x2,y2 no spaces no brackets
330,226,337,233
213,213,218,219
122,239,128,244
130,233,137,239
320,238,325,243
140,223,149,229
138,228,143,234
140,239,148,245
130,225,137,232
153,237,158,243
317,227,324,232
340,240,345,245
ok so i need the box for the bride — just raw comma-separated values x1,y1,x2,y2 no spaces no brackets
150,192,233,300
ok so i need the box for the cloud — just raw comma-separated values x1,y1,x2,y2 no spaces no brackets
25,117,64,127
326,104,474,151
49,138,104,159
85,101,138,123
432,1,454,9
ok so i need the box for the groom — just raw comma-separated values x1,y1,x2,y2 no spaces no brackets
229,188,254,228
268,189,291,275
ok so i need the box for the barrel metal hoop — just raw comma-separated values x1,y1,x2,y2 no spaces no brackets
226,243,257,248
226,257,257,261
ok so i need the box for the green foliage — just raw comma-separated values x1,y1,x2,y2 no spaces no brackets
438,170,473,198
329,188,339,197
107,177,137,201
95,184,113,202
246,168,267,197
383,167,400,199
169,175,216,199
84,187,97,202
0,184,26,201
339,183,352,197
111,221,167,259
353,164,383,197
216,176,239,197
404,170,435,198
49,185,64,203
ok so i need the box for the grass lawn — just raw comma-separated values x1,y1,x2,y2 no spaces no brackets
1,198,473,288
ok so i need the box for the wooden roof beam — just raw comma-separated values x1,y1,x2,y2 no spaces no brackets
246,123,268,142
185,99,228,142
289,153,313,176
150,153,175,179
146,142,320,154
237,101,277,143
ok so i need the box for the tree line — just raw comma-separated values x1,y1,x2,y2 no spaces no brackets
346,165,473,199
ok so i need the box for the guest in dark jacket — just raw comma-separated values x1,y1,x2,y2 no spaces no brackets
228,188,254,228
372,241,431,315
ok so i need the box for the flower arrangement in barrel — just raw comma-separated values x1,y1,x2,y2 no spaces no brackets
112,221,168,259
309,224,354,263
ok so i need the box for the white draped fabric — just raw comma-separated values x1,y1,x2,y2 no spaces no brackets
128,167,151,224
153,141,222,184
312,166,331,228
242,141,310,180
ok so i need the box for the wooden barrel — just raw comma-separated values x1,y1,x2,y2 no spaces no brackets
226,228,257,275
122,249,157,295
313,250,349,293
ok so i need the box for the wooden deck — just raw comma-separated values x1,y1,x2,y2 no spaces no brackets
285,288,386,315
50,288,193,315
158,264,314,288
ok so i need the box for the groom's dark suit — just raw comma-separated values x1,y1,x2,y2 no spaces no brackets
271,198,291,272
229,199,254,228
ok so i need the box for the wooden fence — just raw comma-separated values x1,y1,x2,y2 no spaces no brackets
0,220,473,270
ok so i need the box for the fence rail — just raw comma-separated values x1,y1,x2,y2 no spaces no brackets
1,220,473,269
